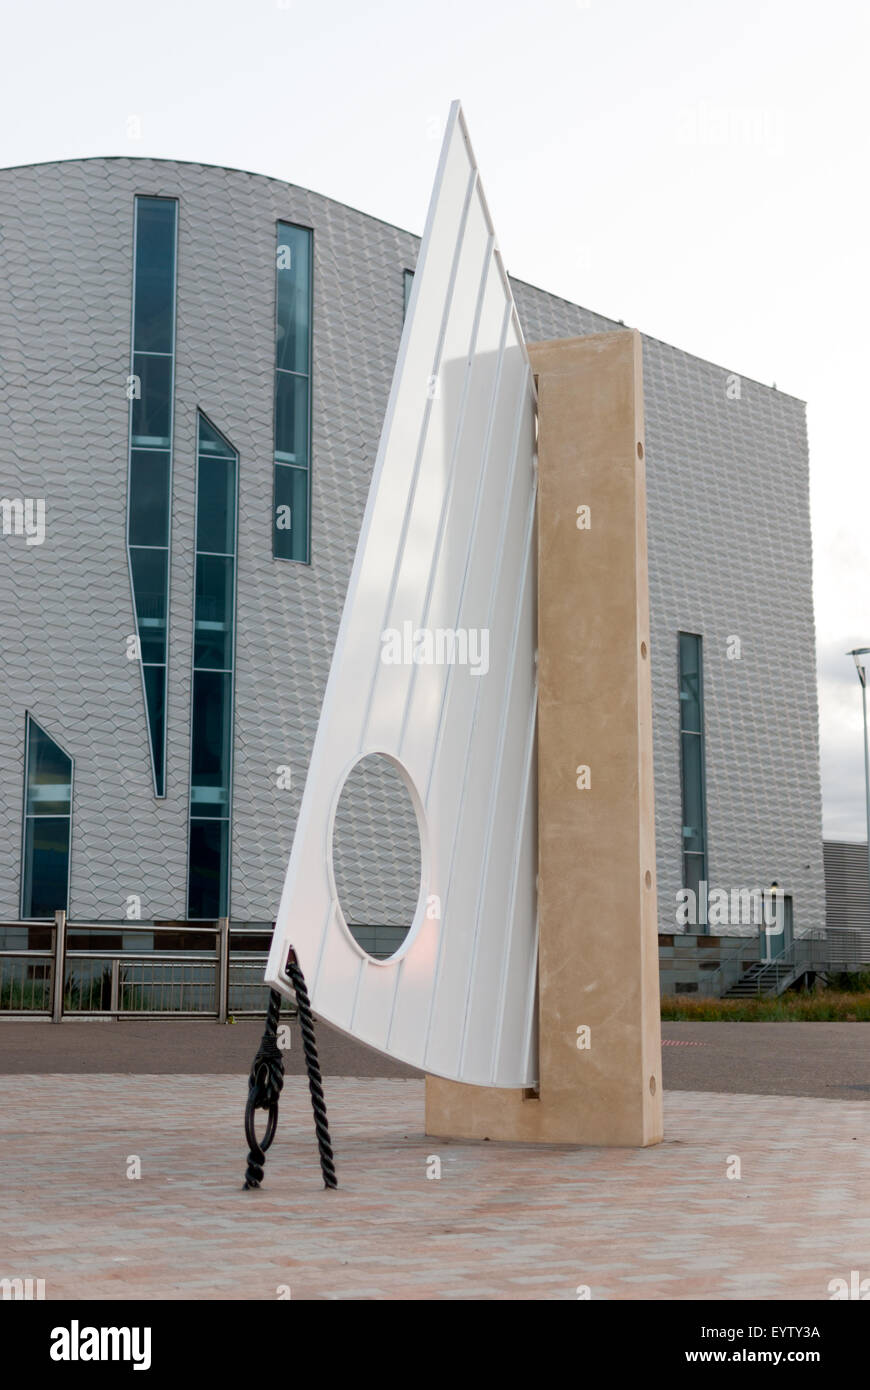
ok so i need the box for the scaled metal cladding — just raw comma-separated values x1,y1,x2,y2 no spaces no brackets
266,102,539,1086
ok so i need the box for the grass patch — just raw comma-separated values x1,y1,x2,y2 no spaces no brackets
0,978,51,1010
662,992,870,1022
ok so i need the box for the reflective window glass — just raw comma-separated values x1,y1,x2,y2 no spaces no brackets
25,723,72,816
190,670,232,815
273,464,309,563
131,352,172,447
274,370,309,466
194,555,235,670
128,450,170,547
276,224,311,375
22,717,72,918
197,415,235,458
188,820,229,919
187,413,238,918
130,547,168,664
678,633,707,890
133,198,176,354
128,197,177,796
273,222,312,561
142,665,166,793
195,455,235,555
23,818,71,918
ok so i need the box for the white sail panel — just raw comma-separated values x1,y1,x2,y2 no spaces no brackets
266,102,539,1087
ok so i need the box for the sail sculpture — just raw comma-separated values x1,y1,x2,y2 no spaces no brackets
266,102,539,1087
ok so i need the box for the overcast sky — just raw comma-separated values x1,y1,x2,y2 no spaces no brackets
2,0,867,838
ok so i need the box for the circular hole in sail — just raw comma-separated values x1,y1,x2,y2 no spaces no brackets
332,753,422,961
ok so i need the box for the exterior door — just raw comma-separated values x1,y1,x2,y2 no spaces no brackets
761,893,793,960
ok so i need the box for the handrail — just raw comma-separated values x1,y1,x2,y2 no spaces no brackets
694,930,849,999
1,919,275,935
722,932,855,996
0,915,290,1020
64,951,223,963
700,936,761,997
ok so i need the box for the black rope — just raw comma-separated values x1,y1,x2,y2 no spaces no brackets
242,987,284,1189
242,949,337,1191
286,949,338,1190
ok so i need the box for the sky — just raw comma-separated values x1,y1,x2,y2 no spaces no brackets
1,0,868,837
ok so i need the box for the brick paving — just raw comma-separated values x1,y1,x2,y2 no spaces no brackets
1,1074,868,1300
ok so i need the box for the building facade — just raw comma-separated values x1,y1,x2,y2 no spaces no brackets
0,158,825,945
824,840,870,935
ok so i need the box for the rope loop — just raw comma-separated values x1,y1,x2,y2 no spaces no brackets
242,988,284,1189
241,955,337,1191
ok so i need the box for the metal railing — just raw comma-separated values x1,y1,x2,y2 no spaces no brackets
690,929,869,999
0,912,293,1021
702,932,865,998
694,937,761,998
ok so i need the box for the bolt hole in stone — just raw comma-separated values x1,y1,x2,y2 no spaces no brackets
644,870,652,888
640,641,647,659
649,1076,657,1095
637,441,644,459
332,753,422,961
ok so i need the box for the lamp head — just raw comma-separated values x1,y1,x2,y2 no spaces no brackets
848,648,870,686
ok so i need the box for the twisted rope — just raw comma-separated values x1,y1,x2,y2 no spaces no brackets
286,950,338,1190
242,987,284,1189
241,951,337,1190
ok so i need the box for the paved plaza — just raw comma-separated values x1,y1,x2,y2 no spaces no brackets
1,1050,869,1299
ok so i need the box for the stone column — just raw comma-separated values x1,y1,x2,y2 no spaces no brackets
425,330,663,1146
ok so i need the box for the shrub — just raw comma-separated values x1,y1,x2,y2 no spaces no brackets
661,991,870,1021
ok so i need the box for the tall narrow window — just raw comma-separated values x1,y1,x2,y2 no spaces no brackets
21,716,73,918
188,413,238,919
128,195,177,796
679,632,708,900
273,222,312,562
403,268,415,320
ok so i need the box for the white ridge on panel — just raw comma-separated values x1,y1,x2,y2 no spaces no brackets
266,101,539,1087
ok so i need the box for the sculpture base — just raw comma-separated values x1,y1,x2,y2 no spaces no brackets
425,1074,660,1147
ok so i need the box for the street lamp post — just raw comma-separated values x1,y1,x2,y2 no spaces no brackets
847,648,870,897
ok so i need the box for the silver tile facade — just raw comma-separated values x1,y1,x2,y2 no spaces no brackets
0,158,825,936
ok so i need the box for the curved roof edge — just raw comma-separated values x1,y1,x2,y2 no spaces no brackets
0,154,807,407
0,153,423,243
